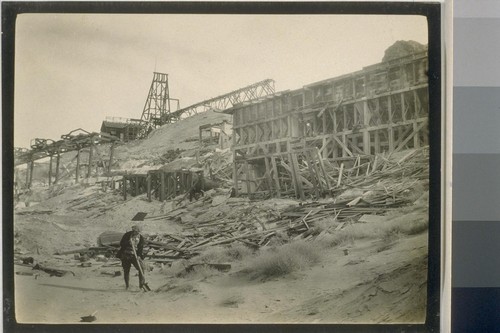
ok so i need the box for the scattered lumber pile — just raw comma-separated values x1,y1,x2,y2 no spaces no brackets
51,147,429,267
141,148,429,258
200,150,233,184
330,147,429,193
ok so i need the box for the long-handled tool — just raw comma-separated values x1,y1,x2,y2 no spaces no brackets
130,241,151,291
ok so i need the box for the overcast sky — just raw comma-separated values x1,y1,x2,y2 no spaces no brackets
14,14,427,148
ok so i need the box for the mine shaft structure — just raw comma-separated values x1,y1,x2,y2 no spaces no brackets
139,72,180,137
14,129,118,190
226,50,429,199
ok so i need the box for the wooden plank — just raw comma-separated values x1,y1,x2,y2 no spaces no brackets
270,156,281,198
308,150,324,193
74,151,80,183
123,177,127,200
337,163,344,187
160,172,165,201
290,153,305,200
54,154,60,184
305,153,319,198
135,176,139,196
302,209,314,230
108,143,114,173
263,157,274,194
147,174,152,202
87,144,93,178
332,135,354,157
393,121,427,153
232,159,239,196
48,155,53,186
244,161,252,194
315,148,331,189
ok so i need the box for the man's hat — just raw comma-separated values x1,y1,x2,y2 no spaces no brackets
131,225,143,232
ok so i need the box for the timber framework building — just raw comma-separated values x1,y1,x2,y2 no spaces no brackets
226,49,429,199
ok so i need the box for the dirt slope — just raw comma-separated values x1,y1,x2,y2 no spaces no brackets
13,109,428,324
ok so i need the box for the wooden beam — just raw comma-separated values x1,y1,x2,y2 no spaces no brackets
393,121,427,153
147,174,152,202
173,171,178,197
263,157,274,194
108,144,114,173
54,153,60,184
346,136,366,155
413,121,420,148
332,135,353,157
245,161,252,194
290,153,305,200
160,172,165,201
315,148,331,189
123,177,127,200
25,161,30,188
87,143,93,178
28,160,34,189
135,176,139,196
75,150,80,183
337,163,344,187
48,155,53,186
270,156,281,198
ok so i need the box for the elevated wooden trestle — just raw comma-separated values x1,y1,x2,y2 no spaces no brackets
121,169,203,202
14,129,118,190
226,50,429,199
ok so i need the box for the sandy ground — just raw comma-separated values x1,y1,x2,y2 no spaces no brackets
13,187,427,324
12,109,428,325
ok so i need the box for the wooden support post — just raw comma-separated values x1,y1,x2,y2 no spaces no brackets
388,127,394,152
123,177,127,200
173,172,178,197
165,174,171,199
287,155,299,198
401,92,406,121
270,156,281,198
393,121,427,153
28,159,34,189
87,144,93,178
244,161,252,195
48,155,53,186
388,95,394,153
333,135,353,157
25,161,30,188
263,157,274,195
337,163,344,187
315,148,331,190
374,130,380,154
232,160,239,197
363,100,371,155
75,150,80,183
160,172,165,201
413,121,420,148
305,152,319,198
290,153,305,200
308,150,324,193
54,153,61,184
135,176,139,196
108,144,114,173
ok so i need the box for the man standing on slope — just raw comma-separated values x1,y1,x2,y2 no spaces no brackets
116,225,146,290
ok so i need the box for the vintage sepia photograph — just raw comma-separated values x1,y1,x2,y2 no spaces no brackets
8,6,439,327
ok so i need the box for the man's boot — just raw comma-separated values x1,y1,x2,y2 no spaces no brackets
124,274,129,290
139,275,145,290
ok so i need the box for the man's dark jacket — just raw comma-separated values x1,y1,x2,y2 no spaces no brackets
117,231,146,260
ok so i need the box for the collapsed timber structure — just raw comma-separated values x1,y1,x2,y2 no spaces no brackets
225,49,429,199
14,129,118,190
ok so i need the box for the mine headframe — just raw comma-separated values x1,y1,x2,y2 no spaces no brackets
138,72,180,138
